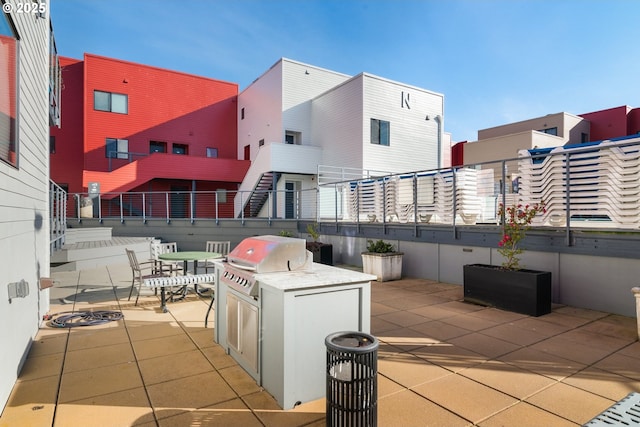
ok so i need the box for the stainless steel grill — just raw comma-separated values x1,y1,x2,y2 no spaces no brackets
220,235,312,296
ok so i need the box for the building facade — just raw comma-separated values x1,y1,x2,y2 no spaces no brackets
50,54,250,218
455,105,640,167
0,0,59,413
50,55,446,220
236,58,445,219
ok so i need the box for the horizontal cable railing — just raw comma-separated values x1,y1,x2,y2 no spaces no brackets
64,136,640,245
67,188,320,223
317,136,640,239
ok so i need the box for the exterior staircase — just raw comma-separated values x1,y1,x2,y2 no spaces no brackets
234,143,322,218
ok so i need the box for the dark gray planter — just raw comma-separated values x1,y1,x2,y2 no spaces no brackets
463,264,551,317
306,242,333,266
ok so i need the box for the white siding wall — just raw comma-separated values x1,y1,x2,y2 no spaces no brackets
312,76,364,170
262,174,316,219
0,1,51,412
281,59,350,146
238,62,283,161
362,75,443,174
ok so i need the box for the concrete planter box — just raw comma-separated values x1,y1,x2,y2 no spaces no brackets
463,264,551,317
361,252,403,282
632,287,640,339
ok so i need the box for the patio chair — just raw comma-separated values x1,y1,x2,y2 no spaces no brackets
126,249,169,306
203,240,230,273
159,242,184,275
150,240,177,275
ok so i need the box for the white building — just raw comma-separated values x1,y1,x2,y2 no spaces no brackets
236,58,445,219
0,1,59,412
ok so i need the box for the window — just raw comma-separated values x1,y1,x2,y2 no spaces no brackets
206,147,218,158
537,127,558,136
581,132,589,143
105,138,128,159
285,130,301,145
149,141,167,153
0,12,18,167
172,143,188,155
259,139,264,147
94,90,128,114
50,136,56,154
241,107,245,120
371,119,390,146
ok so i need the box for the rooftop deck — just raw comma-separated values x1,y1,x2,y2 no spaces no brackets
1,263,639,426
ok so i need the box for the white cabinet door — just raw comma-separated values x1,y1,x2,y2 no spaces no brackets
241,302,259,372
227,292,259,372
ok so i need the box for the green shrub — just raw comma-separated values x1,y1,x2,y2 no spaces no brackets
366,239,396,253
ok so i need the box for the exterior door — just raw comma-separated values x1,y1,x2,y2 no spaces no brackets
170,185,188,218
285,181,300,219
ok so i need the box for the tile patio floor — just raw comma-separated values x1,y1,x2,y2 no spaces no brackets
1,263,640,426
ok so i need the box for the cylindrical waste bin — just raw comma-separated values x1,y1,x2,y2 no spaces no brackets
326,331,379,427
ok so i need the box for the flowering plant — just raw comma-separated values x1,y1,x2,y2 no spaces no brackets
497,201,546,270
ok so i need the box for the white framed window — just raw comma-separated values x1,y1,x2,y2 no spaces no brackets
285,131,301,145
371,119,390,146
94,90,128,114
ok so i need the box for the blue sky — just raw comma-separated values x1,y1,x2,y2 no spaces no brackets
50,0,640,142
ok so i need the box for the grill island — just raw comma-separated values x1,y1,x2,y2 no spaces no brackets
214,235,375,409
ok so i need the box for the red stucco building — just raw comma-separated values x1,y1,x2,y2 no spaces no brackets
50,53,249,218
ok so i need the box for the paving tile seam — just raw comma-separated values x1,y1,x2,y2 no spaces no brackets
153,297,270,423
121,317,160,426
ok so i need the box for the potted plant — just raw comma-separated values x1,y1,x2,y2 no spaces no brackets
362,239,403,282
463,201,552,316
305,223,333,265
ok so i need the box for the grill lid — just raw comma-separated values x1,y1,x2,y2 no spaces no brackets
227,235,311,273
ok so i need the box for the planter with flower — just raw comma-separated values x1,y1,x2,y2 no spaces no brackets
463,201,552,316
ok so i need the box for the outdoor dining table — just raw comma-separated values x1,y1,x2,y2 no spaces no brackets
158,251,222,297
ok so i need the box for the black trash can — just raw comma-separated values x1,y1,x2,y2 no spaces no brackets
326,331,379,427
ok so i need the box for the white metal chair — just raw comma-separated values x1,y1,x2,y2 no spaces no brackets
150,240,176,275
126,249,168,306
159,242,184,275
203,241,230,273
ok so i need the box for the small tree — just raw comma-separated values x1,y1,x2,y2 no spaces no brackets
497,201,546,270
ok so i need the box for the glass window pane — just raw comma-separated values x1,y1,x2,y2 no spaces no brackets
111,93,128,114
371,119,380,144
94,91,110,111
105,138,117,158
206,147,218,158
117,139,128,159
380,121,390,146
0,21,18,167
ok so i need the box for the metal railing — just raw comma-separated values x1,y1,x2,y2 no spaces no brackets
50,180,67,251
317,135,640,238
67,188,320,224
65,136,640,242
